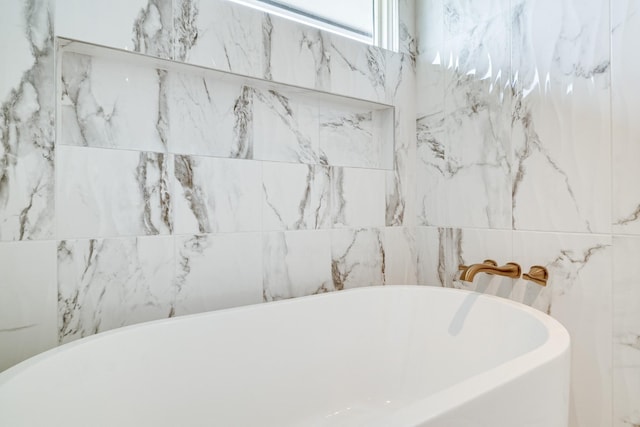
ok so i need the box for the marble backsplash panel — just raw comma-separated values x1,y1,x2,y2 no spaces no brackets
49,0,407,343
55,0,415,230
1,0,414,373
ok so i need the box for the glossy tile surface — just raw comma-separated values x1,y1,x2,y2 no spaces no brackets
57,146,173,239
60,52,166,152
174,233,263,314
511,0,611,234
263,230,333,300
0,0,55,241
613,236,640,426
0,241,57,370
612,1,640,235
330,228,385,289
512,231,612,427
58,236,175,343
1,0,410,374
173,155,261,234
262,162,331,231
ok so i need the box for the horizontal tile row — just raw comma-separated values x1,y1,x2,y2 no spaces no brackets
60,51,394,169
55,0,410,105
56,146,389,238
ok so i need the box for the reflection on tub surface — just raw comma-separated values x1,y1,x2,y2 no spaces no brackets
0,285,570,427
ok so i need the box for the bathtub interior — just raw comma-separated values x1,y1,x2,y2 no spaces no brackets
0,286,558,426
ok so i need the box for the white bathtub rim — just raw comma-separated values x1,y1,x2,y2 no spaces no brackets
370,320,570,425
0,285,570,394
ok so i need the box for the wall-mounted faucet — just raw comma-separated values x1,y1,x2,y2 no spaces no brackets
458,259,522,282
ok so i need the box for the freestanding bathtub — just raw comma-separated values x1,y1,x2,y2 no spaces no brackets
0,285,570,426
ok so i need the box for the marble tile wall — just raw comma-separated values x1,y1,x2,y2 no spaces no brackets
0,0,58,370
415,0,638,425
0,0,417,371
611,2,640,425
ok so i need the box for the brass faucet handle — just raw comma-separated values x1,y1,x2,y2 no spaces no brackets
523,265,549,286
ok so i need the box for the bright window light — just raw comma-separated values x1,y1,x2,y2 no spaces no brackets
229,0,398,50
262,0,373,38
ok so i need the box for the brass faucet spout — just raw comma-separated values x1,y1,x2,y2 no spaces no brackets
458,260,521,282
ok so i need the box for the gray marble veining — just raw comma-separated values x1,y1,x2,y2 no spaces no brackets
0,0,55,241
331,228,386,290
132,0,173,59
60,52,167,152
263,230,333,300
58,236,175,343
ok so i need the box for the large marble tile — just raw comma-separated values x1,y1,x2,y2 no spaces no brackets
263,230,333,300
512,231,612,427
442,0,511,41
613,235,640,425
614,367,640,427
417,17,512,229
173,233,263,315
56,0,173,59
384,227,418,286
416,47,447,227
60,52,166,152
166,71,249,158
511,0,611,233
268,15,331,91
56,146,173,239
612,1,640,235
319,108,378,169
173,155,261,234
398,0,417,60
173,0,267,76
58,236,175,344
386,52,416,227
0,241,57,371
414,226,442,286
331,167,386,228
262,162,331,231
438,26,512,229
0,0,55,241
330,228,385,289
416,0,443,56
328,36,387,103
252,88,320,164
